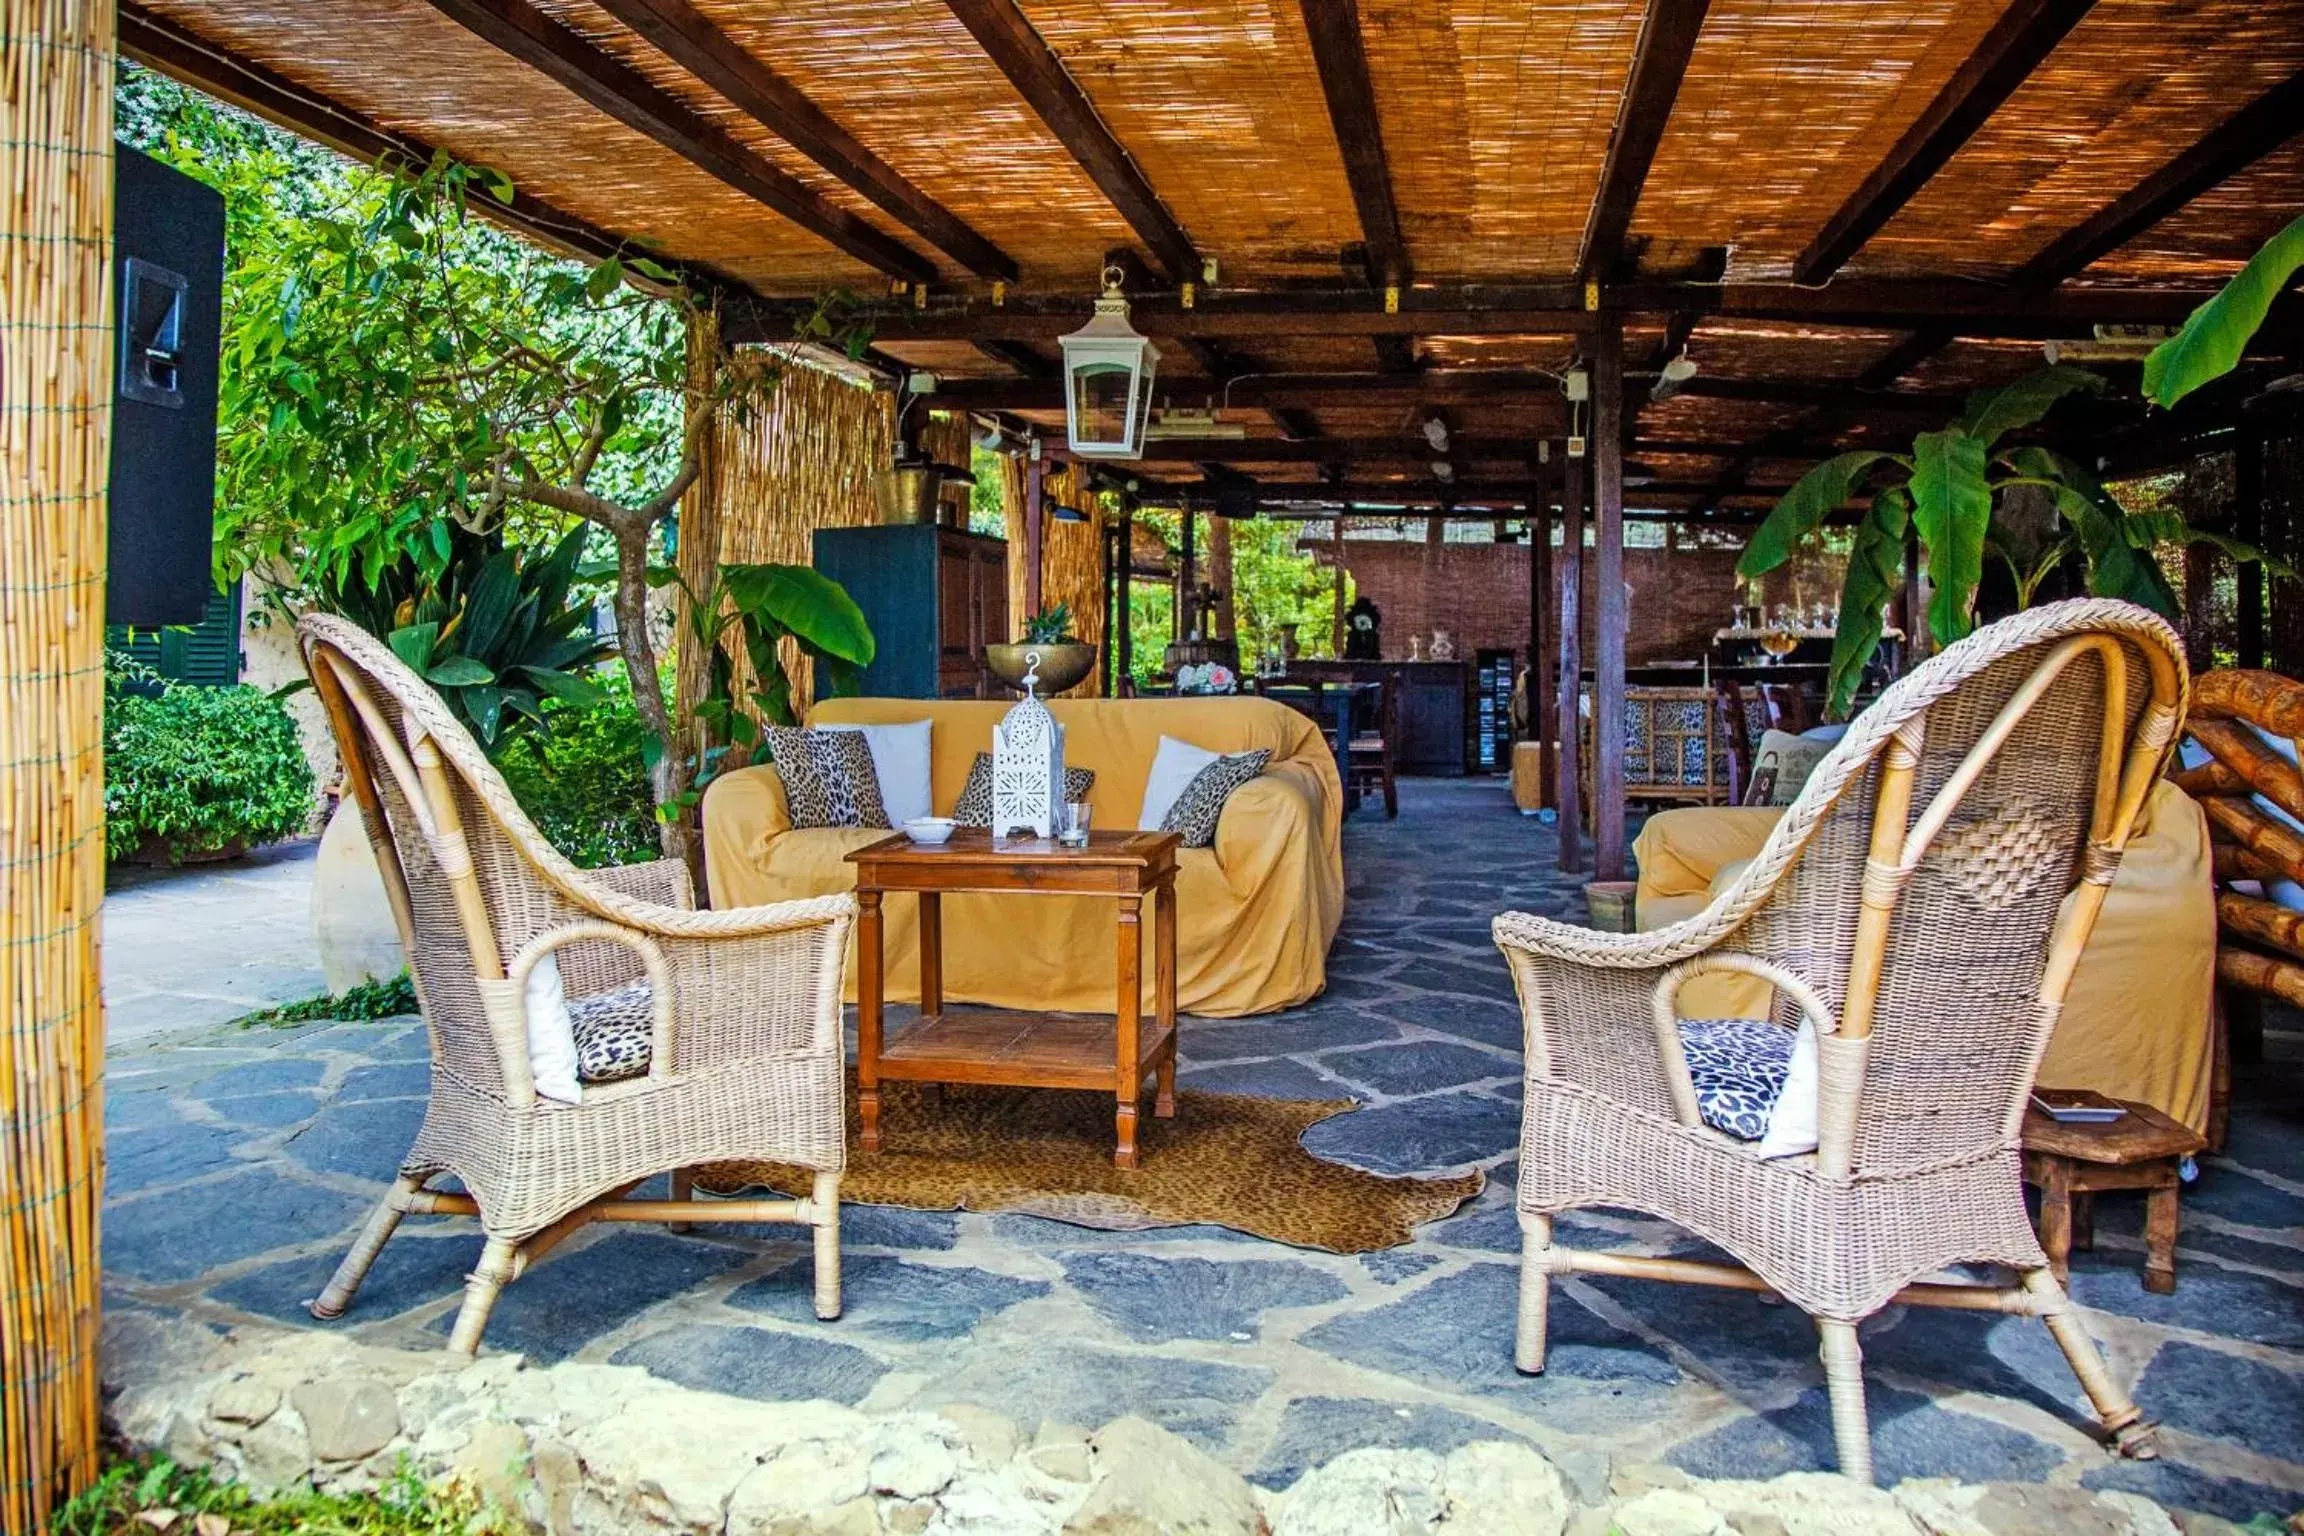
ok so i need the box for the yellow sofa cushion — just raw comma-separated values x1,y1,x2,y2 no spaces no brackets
701,695,1345,1018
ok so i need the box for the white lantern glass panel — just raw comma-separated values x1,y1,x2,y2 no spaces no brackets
1067,356,1137,453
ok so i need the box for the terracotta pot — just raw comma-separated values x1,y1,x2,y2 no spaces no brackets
984,642,1096,696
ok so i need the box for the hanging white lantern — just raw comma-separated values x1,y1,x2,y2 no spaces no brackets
991,652,1067,839
1059,264,1161,459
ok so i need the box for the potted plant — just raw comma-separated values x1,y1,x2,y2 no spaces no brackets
986,603,1097,695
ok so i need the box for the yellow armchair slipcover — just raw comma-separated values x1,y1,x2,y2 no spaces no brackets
701,695,1346,1018
1632,779,2219,1132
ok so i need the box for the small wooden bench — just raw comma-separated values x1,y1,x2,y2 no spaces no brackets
2022,1099,2206,1296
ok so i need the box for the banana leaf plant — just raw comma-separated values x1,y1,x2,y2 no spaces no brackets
322,521,612,753
655,561,874,811
2144,212,2304,409
1737,365,2238,719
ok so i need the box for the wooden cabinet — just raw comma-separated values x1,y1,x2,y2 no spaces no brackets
813,524,1008,699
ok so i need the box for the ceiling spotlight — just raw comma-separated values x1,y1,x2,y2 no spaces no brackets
1432,460,1455,482
1421,416,1451,453
1650,351,1699,402
1622,459,1657,488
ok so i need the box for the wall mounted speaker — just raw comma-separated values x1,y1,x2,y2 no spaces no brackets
107,146,225,627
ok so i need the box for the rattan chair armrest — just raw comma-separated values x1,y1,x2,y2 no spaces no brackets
478,920,679,1108
582,890,859,941
1491,907,1738,971
1649,953,1837,1129
588,856,695,911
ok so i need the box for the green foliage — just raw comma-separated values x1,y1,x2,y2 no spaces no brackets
496,678,660,868
232,973,419,1029
1022,602,1077,644
2144,212,2304,409
53,1454,493,1536
322,523,613,753
1124,508,1349,684
104,672,314,864
1736,364,2262,718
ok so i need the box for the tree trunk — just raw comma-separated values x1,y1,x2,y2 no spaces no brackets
613,523,691,864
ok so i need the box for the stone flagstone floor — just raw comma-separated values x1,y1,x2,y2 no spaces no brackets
101,779,2304,1522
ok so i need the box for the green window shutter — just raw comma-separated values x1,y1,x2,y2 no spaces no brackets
107,579,242,687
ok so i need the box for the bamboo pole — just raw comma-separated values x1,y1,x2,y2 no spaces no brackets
1,4,116,1528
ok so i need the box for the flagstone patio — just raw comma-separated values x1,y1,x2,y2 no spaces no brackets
100,780,2304,1522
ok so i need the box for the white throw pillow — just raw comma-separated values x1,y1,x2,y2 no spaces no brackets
524,953,583,1105
1139,735,1221,830
1755,1016,1819,1159
823,720,934,826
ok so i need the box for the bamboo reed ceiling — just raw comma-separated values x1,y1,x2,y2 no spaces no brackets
127,0,2304,507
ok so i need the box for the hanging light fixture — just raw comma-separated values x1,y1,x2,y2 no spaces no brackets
1059,264,1161,459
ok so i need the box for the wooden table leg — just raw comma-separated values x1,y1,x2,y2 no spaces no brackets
2071,1190,2095,1253
2143,1178,2180,1295
1154,877,1177,1120
918,890,943,1017
1114,894,1142,1168
2036,1157,2073,1286
858,887,885,1153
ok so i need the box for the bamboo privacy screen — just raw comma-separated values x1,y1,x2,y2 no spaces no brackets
1,2,115,1529
1002,458,1106,697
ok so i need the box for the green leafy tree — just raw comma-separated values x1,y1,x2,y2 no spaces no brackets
1737,366,2277,717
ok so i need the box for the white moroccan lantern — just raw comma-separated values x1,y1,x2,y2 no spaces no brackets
991,653,1067,839
1059,265,1161,460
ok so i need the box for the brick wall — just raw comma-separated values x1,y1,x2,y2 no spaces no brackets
1336,536,1748,665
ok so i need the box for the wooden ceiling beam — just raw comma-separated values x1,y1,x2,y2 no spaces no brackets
2011,68,2304,284
1114,434,1785,464
419,0,934,281
1793,0,2098,285
973,339,1054,377
943,0,1200,284
591,0,1016,280
1298,0,1409,291
1855,329,1952,390
935,368,1954,416
1577,0,1714,279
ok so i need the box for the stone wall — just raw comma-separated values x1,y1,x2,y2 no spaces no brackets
104,1313,2218,1536
1334,536,1747,667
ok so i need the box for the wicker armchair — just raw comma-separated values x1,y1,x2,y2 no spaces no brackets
298,615,855,1354
1494,600,2186,1482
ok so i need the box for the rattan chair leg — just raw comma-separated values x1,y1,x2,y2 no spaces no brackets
1515,1213,1553,1373
811,1171,843,1321
2022,1268,2159,1458
310,1175,422,1320
1818,1320,1874,1484
447,1237,521,1357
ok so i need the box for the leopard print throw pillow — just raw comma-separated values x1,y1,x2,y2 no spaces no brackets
765,726,889,829
1159,749,1270,848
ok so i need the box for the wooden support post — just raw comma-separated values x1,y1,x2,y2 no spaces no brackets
2,7,115,1525
1178,504,1197,640
1101,521,1119,695
1208,513,1235,641
1532,449,1556,751
2237,427,2265,670
1331,514,1348,655
1557,450,1587,872
1117,499,1136,694
1593,318,1629,881
1023,445,1045,621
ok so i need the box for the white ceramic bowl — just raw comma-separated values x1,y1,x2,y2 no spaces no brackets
903,816,958,845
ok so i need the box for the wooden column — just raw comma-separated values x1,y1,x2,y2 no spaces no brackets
1531,449,1556,751
1556,448,1587,872
1331,514,1348,654
2237,427,2265,669
1022,444,1046,621
1116,499,1136,693
1177,505,1197,639
2,5,115,1527
1208,513,1236,641
1592,318,1629,882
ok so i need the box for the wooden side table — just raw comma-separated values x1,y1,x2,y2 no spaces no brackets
2022,1099,2206,1295
847,828,1181,1168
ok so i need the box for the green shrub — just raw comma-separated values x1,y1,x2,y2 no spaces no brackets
495,673,659,869
105,680,315,864
55,1454,490,1536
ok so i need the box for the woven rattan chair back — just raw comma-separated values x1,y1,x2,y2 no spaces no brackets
1497,599,2187,1482
295,613,853,1355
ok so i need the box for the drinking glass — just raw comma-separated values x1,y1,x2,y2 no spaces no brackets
1059,800,1093,846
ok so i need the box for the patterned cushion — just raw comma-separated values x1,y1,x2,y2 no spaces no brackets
1160,749,1270,848
765,726,889,829
569,981,654,1085
1679,1016,1793,1140
951,751,1096,828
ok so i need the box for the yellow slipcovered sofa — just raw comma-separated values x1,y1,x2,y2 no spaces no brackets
1633,779,2219,1132
702,695,1345,1017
